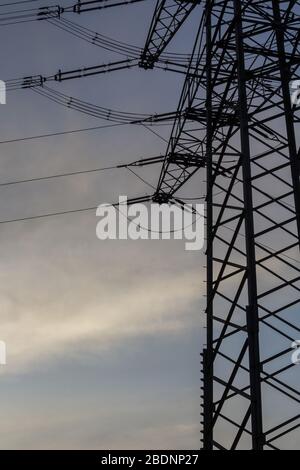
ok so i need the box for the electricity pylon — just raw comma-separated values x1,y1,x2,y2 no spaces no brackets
140,0,200,69
142,0,300,450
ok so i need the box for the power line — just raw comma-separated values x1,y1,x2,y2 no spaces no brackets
0,205,99,224
0,164,121,187
0,155,163,187
0,118,169,150
72,0,147,14
0,122,130,145
0,0,42,7
47,17,197,64
0,0,148,26
30,85,174,126
126,167,156,190
0,195,152,225
5,56,191,94
0,193,297,270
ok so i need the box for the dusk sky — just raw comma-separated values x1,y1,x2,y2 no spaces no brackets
0,0,299,451
0,0,204,449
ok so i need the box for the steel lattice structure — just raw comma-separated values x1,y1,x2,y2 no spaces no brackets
142,0,300,451
140,0,200,69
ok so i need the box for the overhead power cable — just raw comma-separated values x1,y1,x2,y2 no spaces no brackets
47,17,198,65
72,0,147,13
5,55,195,95
0,192,298,269
0,0,147,26
0,195,152,225
0,0,42,6
0,120,171,147
5,59,138,92
0,155,164,187
0,122,130,145
29,85,176,125
5,59,182,127
0,3,198,68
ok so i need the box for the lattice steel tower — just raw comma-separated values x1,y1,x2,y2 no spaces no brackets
142,0,300,450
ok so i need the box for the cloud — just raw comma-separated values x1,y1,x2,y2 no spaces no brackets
0,397,200,450
0,256,203,374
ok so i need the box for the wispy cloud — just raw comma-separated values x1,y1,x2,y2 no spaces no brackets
0,259,203,374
